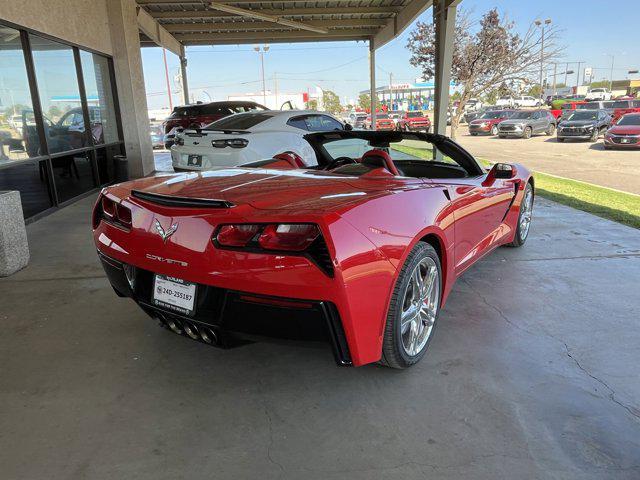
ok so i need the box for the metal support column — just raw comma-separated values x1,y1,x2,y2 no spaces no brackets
180,45,189,105
433,0,457,148
369,39,377,130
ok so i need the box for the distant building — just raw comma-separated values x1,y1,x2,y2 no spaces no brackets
611,80,640,97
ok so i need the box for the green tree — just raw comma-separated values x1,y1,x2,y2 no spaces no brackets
526,84,542,97
48,105,62,120
321,90,342,114
589,80,610,89
305,99,318,110
358,93,377,112
407,8,563,139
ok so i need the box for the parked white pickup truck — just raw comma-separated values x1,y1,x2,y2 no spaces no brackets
585,88,613,101
513,96,542,108
496,96,514,108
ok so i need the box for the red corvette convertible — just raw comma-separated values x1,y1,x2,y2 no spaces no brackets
93,131,533,368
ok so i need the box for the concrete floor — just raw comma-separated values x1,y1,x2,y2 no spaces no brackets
1,194,640,480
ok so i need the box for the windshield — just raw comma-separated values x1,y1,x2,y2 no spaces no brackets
376,114,390,119
565,111,598,121
591,89,605,93
499,96,511,100
510,111,534,120
578,102,600,110
480,111,509,119
204,112,274,130
407,112,424,118
602,101,616,109
616,115,640,126
612,101,631,109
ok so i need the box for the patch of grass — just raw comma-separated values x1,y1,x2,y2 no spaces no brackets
391,144,434,159
480,158,640,229
393,146,640,229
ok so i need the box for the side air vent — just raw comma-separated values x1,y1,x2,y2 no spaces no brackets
307,236,334,277
131,190,234,208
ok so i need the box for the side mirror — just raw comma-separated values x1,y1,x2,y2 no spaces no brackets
483,163,516,186
344,123,353,131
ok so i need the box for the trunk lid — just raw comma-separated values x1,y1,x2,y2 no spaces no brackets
114,168,420,214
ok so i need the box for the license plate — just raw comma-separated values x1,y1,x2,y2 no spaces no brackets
187,154,202,167
153,275,197,316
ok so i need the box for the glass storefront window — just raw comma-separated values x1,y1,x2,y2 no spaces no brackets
0,26,42,164
80,51,120,145
0,159,54,218
51,151,95,203
30,34,89,154
95,143,124,185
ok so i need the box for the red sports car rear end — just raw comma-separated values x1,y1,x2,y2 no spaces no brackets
93,131,533,368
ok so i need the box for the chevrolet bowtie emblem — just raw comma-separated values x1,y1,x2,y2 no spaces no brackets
155,219,178,243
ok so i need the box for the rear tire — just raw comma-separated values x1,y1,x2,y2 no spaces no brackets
557,137,565,142
506,182,534,247
590,129,599,142
380,242,442,369
546,124,556,136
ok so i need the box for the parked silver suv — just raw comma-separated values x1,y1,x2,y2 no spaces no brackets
497,109,556,139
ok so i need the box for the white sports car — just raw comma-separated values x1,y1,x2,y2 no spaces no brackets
171,110,349,171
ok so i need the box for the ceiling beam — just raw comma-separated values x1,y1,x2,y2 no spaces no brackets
150,7,400,20
205,2,329,34
163,19,387,33
136,6,182,56
373,0,433,49
138,0,337,4
173,28,377,43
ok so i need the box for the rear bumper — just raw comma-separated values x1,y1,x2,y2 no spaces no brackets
98,251,353,366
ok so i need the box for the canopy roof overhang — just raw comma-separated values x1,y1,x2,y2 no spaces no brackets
136,0,434,51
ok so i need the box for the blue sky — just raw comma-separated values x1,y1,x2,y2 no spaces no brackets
142,0,640,109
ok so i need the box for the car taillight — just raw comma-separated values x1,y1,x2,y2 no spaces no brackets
211,138,249,149
258,224,320,251
216,224,261,247
95,195,132,230
213,223,331,275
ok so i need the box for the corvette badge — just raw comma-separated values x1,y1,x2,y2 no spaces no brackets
155,219,178,243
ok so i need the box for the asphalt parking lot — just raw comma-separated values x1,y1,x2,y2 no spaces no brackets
1,194,639,479
455,127,640,195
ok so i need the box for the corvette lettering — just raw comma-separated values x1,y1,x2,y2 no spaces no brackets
145,254,188,267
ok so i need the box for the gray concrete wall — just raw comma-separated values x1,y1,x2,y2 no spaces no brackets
0,0,113,55
107,0,155,178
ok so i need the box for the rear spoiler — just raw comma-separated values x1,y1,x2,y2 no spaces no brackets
131,190,234,208
183,128,251,136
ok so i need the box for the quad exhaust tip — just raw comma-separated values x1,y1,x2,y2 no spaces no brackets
158,313,218,346
199,326,218,345
183,321,200,340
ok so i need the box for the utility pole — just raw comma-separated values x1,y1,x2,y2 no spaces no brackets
162,48,173,111
564,62,569,86
535,19,552,100
389,72,393,111
575,61,583,90
273,72,278,109
552,63,557,95
609,55,615,91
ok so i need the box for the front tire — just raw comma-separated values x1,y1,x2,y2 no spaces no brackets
380,242,441,369
506,182,534,247
491,125,499,135
523,127,532,139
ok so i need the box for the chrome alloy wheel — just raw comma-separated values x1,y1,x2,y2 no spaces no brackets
400,257,440,356
519,186,534,242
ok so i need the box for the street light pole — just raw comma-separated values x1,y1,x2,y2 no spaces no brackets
254,45,270,106
535,19,552,100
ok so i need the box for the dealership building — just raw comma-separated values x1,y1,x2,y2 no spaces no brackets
0,0,459,222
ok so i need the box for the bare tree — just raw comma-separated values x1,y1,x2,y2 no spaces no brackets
407,8,563,140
